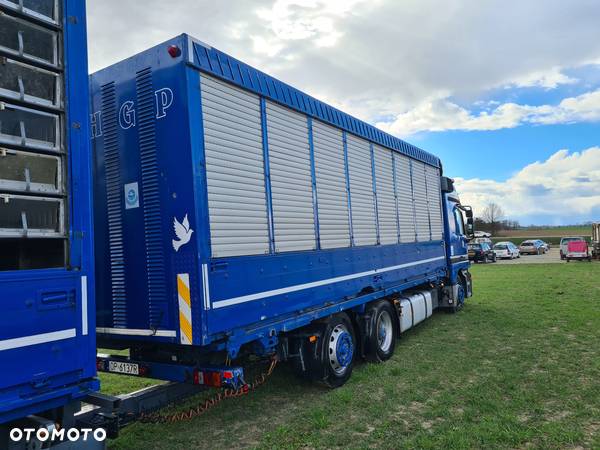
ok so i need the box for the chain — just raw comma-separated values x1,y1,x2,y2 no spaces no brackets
139,357,278,424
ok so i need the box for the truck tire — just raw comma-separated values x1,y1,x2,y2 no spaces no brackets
304,313,356,388
449,283,466,314
365,301,397,363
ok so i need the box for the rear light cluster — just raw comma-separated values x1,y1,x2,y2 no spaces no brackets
193,367,244,389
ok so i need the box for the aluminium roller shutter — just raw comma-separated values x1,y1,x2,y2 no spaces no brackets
425,165,443,240
373,145,399,245
265,101,316,252
346,134,377,246
394,154,417,243
200,74,270,257
312,121,351,249
411,160,431,241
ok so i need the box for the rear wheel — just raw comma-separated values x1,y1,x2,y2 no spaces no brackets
365,301,397,363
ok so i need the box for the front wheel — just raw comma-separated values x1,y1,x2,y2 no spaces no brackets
365,301,397,363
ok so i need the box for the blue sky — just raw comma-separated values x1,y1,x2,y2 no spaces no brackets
87,0,600,225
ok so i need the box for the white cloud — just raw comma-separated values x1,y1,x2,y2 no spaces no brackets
87,0,600,121
507,67,578,90
455,147,600,225
376,89,600,136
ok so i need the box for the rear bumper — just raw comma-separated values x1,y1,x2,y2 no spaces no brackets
566,253,589,259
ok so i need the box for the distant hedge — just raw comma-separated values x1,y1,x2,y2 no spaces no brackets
490,236,590,246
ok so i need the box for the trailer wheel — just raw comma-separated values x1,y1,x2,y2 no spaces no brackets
321,314,356,387
365,301,397,363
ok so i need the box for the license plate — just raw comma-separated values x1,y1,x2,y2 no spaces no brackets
108,361,139,375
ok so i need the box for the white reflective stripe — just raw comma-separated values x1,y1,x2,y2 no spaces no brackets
212,256,445,309
0,328,76,352
96,328,177,337
81,275,88,336
202,264,211,310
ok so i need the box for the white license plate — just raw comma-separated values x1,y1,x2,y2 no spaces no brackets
108,361,139,375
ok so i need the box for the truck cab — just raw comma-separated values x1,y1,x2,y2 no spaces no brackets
441,177,474,303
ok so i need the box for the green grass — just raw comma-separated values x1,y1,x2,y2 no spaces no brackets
102,263,600,449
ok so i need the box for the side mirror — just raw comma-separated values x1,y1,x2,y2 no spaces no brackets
466,217,474,239
460,205,475,239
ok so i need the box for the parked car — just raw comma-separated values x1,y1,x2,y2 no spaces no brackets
536,240,550,252
468,242,496,263
566,240,592,262
493,242,520,259
470,237,494,248
519,240,546,255
560,236,586,260
474,231,492,238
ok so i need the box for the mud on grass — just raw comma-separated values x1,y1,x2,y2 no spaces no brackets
101,263,600,449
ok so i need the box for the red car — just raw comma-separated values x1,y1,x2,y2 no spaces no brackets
566,240,592,262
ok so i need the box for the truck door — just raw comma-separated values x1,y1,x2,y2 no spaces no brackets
446,201,469,264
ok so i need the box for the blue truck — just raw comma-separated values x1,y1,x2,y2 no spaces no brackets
91,34,474,389
0,0,98,437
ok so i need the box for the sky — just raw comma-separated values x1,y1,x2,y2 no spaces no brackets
86,0,600,225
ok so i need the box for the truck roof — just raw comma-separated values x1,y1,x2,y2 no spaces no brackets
92,34,441,169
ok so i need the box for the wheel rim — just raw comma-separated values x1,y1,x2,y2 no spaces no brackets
328,324,354,375
377,310,394,353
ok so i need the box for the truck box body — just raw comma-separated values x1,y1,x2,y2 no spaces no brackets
0,0,97,424
91,35,466,358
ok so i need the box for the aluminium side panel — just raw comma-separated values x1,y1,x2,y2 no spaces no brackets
411,160,431,242
200,74,270,258
265,100,316,252
346,134,377,246
425,165,444,240
373,145,399,245
394,154,416,243
312,120,351,249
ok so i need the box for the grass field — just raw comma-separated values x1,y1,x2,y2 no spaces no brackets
102,263,600,449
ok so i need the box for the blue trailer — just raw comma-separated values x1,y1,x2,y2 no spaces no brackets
91,34,474,388
0,0,98,432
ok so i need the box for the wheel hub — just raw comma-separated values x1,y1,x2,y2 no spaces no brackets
328,324,353,374
377,311,393,353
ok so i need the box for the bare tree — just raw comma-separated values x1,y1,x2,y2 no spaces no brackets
481,202,505,236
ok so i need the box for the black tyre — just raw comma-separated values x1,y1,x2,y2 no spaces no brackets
365,301,397,363
304,313,356,388
492,254,497,263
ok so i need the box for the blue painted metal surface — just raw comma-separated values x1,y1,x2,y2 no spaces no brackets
90,34,468,363
0,0,97,424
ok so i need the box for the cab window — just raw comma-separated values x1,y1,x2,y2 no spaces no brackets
453,208,465,235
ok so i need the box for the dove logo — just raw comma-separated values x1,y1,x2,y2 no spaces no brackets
172,214,194,252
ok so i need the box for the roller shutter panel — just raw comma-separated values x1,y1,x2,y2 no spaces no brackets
265,101,316,252
312,121,351,249
411,160,431,242
394,154,417,243
346,135,377,246
425,165,443,240
373,145,399,245
200,74,269,257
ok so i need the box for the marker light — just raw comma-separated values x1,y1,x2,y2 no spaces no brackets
168,45,182,58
